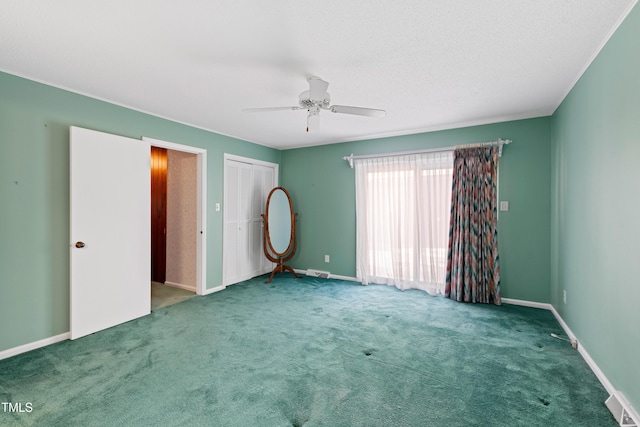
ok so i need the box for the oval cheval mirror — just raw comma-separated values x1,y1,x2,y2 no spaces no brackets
261,187,302,283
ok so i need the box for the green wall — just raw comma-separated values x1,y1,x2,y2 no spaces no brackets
550,3,640,412
281,117,551,303
4,4,639,411
0,71,281,352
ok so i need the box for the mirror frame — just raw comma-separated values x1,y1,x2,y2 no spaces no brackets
265,187,294,256
261,187,302,283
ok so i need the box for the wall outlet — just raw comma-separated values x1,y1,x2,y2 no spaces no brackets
563,290,567,304
324,255,330,263
500,201,509,211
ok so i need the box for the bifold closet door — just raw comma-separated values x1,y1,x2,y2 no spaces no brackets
252,165,276,275
224,159,277,286
224,160,253,285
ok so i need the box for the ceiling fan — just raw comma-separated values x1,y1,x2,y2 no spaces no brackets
242,76,386,132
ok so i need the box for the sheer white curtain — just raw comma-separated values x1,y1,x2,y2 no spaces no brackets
355,151,453,295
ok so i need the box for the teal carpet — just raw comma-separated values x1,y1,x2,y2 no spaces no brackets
0,276,615,426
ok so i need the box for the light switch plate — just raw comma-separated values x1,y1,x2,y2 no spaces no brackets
500,201,509,211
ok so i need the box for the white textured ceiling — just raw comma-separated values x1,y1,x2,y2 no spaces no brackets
1,1,636,149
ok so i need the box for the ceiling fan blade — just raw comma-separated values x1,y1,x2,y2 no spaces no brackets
329,105,386,117
308,77,329,102
242,106,302,113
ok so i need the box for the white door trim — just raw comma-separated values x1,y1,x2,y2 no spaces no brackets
143,137,207,296
224,153,281,172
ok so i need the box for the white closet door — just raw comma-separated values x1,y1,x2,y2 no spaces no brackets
224,157,278,286
252,165,276,274
224,161,240,283
237,162,253,280
224,160,253,285
251,165,275,277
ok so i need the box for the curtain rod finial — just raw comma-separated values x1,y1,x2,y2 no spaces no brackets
342,154,354,168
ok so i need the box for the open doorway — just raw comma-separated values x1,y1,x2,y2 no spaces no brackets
151,147,200,308
145,137,208,309
151,147,199,310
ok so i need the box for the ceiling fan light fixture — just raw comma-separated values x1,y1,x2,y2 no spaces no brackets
306,107,320,132
307,76,330,101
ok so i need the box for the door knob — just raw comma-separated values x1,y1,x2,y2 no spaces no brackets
75,242,86,248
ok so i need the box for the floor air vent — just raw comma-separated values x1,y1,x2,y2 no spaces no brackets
606,391,637,426
306,269,330,279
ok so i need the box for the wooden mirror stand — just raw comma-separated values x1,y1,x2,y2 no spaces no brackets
261,187,302,283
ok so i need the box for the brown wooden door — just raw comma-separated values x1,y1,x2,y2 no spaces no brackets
150,146,168,283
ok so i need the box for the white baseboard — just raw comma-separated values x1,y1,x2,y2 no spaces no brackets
294,269,359,283
549,305,613,390
329,273,359,282
203,285,226,295
548,305,578,342
0,332,70,361
164,281,197,292
502,298,553,311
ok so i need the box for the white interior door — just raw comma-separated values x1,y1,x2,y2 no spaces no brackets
70,126,150,340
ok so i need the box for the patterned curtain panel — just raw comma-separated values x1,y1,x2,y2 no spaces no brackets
445,146,501,305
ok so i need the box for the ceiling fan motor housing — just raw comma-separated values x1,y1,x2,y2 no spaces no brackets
299,90,330,109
